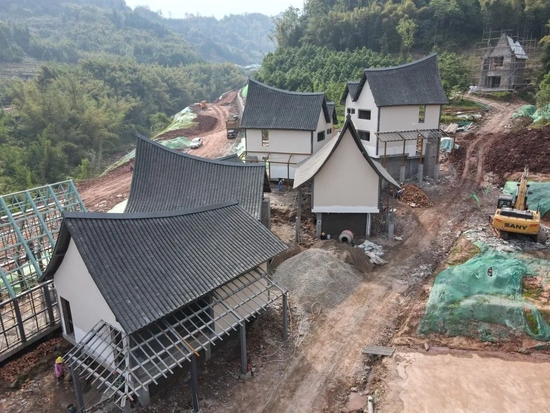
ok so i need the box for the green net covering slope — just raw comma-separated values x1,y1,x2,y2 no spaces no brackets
419,246,550,342
503,181,550,216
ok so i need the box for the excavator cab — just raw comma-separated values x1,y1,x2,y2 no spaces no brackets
496,194,514,209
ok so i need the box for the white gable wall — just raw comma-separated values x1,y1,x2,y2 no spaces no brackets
54,239,122,362
313,109,331,153
312,128,380,213
345,81,379,158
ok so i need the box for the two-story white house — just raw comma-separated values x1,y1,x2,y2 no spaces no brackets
241,79,337,180
341,54,448,181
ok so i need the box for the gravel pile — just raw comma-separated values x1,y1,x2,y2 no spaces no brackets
273,248,365,309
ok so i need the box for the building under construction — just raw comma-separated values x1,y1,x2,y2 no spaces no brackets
475,29,539,90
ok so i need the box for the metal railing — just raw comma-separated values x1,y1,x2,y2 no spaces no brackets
0,280,60,362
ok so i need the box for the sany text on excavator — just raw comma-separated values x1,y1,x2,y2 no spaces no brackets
491,167,546,243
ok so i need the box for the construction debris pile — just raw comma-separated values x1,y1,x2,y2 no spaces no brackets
400,184,432,208
484,126,550,184
356,240,387,265
273,245,368,309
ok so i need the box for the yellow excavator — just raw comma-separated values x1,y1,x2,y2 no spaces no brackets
492,167,545,243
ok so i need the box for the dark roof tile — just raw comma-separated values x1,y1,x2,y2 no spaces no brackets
240,79,330,130
355,54,448,107
126,137,267,218
46,202,287,333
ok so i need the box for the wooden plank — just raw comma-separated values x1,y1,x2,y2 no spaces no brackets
362,345,395,357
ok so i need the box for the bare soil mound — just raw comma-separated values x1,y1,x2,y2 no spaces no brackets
485,126,550,184
273,246,369,309
156,114,218,141
311,239,374,273
401,184,432,207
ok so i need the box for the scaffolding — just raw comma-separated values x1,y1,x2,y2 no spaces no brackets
474,29,540,90
0,181,86,361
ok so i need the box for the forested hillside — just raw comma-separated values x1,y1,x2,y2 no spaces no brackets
273,0,550,54
0,0,252,192
133,8,274,65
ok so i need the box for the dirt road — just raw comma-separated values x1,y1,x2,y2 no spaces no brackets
76,92,239,212
198,96,526,412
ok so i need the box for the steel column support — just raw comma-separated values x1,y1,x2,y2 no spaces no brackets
70,365,85,413
240,322,247,375
295,187,302,244
282,293,288,341
190,355,200,413
42,284,55,326
12,300,26,343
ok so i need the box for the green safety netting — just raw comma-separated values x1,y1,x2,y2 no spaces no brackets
503,181,550,217
512,105,537,119
419,245,550,342
160,136,191,150
241,84,248,99
513,104,550,123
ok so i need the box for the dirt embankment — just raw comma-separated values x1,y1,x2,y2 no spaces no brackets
76,91,239,212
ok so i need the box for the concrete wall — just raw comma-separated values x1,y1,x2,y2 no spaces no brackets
313,127,380,213
54,239,122,362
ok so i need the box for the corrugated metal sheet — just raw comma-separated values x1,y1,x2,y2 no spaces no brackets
362,345,395,356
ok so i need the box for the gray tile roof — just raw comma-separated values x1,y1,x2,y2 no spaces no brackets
294,115,400,189
341,82,360,103
326,102,338,124
125,136,268,219
240,79,330,131
216,153,243,163
44,202,287,333
354,54,448,107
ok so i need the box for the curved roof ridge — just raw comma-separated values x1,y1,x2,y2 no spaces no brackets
135,134,263,168
64,201,239,221
248,78,325,97
364,53,437,73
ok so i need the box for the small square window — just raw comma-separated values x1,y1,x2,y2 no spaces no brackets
317,131,325,142
327,128,332,135
346,108,356,115
358,130,370,141
358,110,371,120
262,129,269,146
418,105,426,123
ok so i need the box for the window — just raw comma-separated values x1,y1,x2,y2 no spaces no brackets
60,297,74,336
317,131,325,142
327,128,332,135
358,110,371,120
346,108,356,115
358,130,370,141
262,129,269,147
418,105,426,123
492,56,504,68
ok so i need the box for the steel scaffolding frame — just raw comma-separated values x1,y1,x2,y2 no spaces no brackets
0,181,86,361
66,269,287,410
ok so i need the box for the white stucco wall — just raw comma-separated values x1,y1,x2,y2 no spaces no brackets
245,129,312,154
345,82,379,157
54,239,123,363
313,128,380,213
313,110,330,153
379,105,440,133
